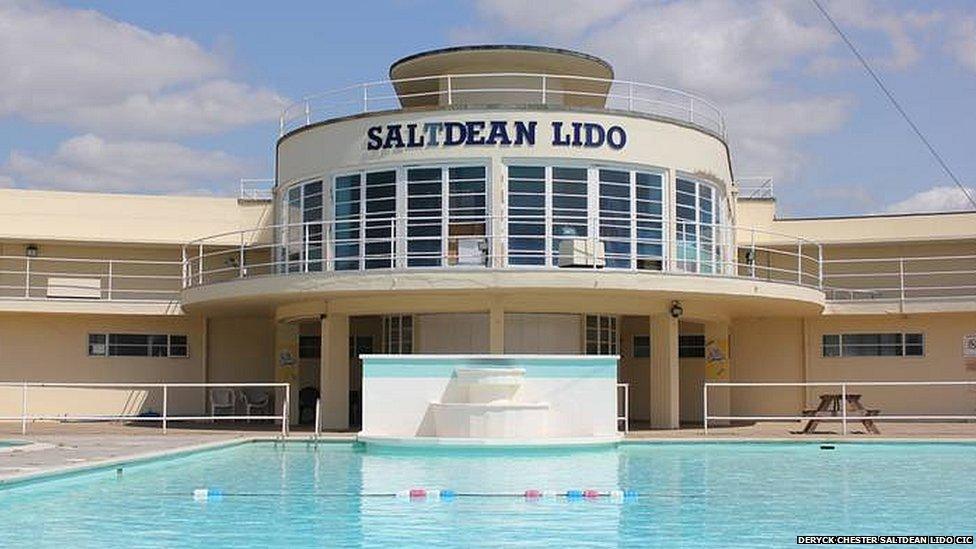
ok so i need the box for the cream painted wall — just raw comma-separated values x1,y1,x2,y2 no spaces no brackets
504,313,581,353
729,318,805,416
0,189,272,246
415,313,490,353
277,110,732,192
806,313,976,415
0,313,206,417
207,316,275,383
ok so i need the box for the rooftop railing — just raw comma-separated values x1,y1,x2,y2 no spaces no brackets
279,73,726,139
0,255,182,303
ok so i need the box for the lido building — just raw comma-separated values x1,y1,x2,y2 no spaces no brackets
1,46,974,430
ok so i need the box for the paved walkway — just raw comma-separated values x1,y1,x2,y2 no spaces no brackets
2,421,975,486
0,423,353,485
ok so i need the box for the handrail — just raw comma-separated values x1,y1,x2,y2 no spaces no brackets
279,72,726,138
617,383,629,433
703,380,976,435
0,381,290,436
181,216,825,293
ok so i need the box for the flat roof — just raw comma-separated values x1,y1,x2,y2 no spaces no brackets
389,44,614,78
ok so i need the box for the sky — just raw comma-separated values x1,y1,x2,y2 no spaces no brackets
1,0,975,217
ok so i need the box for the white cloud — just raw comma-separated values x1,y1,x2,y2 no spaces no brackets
0,1,284,137
885,185,976,214
3,134,251,194
946,17,976,72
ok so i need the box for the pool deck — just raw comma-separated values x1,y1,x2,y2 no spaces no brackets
2,421,976,486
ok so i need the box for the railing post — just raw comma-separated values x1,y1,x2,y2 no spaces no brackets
282,384,290,437
541,75,547,105
314,398,321,439
446,76,453,106
21,382,27,435
750,229,756,278
305,100,310,125
703,383,709,435
899,258,906,306
363,85,369,113
797,238,803,285
197,244,203,285
279,114,284,137
628,83,634,110
239,232,245,278
181,245,187,289
24,256,30,298
689,97,695,125
304,224,310,273
817,244,824,290
107,260,113,300
162,385,168,434
841,382,847,435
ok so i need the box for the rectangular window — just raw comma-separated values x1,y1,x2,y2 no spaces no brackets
633,335,650,358
821,333,925,357
507,166,546,266
299,336,321,359
598,169,632,269
333,173,362,271
447,166,488,267
551,167,589,266
407,167,443,267
678,335,706,358
585,315,618,355
383,315,413,354
88,334,189,358
364,170,397,269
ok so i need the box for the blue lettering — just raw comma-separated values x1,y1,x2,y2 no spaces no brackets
383,124,405,149
444,122,467,146
366,126,383,150
486,121,511,145
570,122,583,146
423,122,442,146
583,123,605,148
606,126,627,150
551,122,570,146
465,121,486,145
514,121,536,145
406,124,425,148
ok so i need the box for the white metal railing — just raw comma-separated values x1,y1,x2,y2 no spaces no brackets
617,382,629,433
703,381,976,435
0,255,182,302
279,72,726,138
0,382,290,436
735,177,774,199
823,255,976,306
239,178,275,201
182,216,825,292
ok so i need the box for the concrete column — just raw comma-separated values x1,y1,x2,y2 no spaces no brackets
274,321,300,425
321,313,350,430
704,320,731,426
649,313,679,429
489,298,505,354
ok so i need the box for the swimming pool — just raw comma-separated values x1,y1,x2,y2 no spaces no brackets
1,441,973,547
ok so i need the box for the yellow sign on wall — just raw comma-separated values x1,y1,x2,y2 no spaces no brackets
705,336,729,381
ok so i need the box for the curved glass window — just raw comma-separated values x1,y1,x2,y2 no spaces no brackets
507,165,665,269
675,177,725,274
279,179,324,273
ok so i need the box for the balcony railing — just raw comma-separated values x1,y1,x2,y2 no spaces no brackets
0,255,182,303
279,73,726,139
1,226,971,307
181,217,823,292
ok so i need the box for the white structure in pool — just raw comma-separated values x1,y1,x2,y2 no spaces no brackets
359,355,620,445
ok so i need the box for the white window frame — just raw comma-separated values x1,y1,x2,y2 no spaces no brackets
88,333,189,359
821,332,925,358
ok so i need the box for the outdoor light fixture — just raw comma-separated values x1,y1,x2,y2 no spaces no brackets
669,301,683,318
25,244,38,257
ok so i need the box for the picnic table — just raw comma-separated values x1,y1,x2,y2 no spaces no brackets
801,393,880,434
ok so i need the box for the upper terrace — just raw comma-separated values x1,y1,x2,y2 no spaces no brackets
278,45,726,139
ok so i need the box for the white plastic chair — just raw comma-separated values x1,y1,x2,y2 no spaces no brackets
241,389,270,421
209,388,236,419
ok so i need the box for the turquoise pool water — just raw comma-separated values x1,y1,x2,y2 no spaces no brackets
1,441,974,547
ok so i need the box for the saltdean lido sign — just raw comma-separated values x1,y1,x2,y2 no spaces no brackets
366,120,627,151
